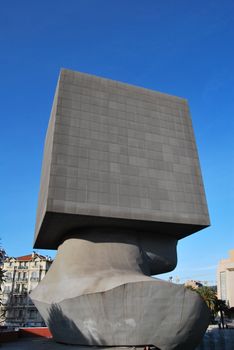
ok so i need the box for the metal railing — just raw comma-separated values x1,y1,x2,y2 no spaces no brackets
13,290,21,294
16,278,28,282
18,266,28,269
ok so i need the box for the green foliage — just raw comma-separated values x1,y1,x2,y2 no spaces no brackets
196,286,218,311
185,284,230,324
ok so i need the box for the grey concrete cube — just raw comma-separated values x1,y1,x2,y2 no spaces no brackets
34,69,209,249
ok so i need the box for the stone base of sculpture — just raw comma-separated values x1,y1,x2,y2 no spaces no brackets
30,230,210,350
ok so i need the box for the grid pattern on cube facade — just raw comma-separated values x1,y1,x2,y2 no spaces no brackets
35,69,209,235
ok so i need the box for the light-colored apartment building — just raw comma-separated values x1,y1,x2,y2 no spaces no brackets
0,252,52,327
217,249,234,307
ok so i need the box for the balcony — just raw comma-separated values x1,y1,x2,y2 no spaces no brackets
10,304,24,308
18,266,28,269
13,291,21,294
16,278,28,283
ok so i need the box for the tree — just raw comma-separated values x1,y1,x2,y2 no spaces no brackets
185,284,230,325
196,286,218,312
185,285,216,320
215,299,229,328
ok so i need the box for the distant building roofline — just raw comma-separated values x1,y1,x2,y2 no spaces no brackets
4,252,52,262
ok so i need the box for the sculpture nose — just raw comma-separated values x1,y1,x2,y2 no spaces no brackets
140,234,178,275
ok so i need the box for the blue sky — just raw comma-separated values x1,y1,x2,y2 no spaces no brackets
1,0,233,285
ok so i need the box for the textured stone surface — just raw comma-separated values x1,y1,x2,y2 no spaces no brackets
34,69,209,249
31,233,210,349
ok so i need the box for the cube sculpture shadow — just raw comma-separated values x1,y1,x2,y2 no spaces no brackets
31,69,210,350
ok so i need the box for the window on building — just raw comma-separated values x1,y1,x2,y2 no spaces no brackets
220,271,227,301
4,286,11,293
22,284,27,293
29,310,37,319
19,261,27,269
2,297,8,305
31,271,39,281
6,272,12,281
14,285,20,293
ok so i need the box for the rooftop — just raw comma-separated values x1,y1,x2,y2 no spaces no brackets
4,252,52,262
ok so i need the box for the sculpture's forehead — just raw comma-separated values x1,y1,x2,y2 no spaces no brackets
34,69,210,249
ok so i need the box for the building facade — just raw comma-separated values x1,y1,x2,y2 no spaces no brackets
217,249,234,307
0,253,52,327
184,280,203,289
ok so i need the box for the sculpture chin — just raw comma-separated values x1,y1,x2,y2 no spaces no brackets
30,230,210,349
